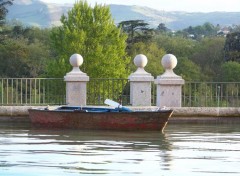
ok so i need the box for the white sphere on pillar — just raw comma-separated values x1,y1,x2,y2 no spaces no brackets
134,54,148,68
70,54,83,67
161,54,177,70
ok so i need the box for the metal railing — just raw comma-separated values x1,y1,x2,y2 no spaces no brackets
1,78,240,107
0,78,66,105
87,78,130,105
182,82,240,107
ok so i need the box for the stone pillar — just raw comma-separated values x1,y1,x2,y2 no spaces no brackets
155,54,184,107
128,54,154,106
64,54,89,106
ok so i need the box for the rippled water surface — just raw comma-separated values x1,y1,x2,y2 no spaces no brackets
0,123,240,176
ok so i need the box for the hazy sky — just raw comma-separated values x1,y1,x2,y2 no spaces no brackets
40,0,240,12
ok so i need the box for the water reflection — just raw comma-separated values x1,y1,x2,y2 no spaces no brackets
165,124,240,175
28,129,172,175
0,123,240,176
0,123,172,175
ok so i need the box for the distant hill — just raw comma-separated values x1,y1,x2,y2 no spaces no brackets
6,0,240,30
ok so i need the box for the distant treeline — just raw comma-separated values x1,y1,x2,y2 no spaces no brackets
1,1,240,81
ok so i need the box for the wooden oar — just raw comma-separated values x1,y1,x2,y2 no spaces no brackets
104,99,132,112
104,99,122,108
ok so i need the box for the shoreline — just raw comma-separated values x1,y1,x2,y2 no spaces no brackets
0,106,240,124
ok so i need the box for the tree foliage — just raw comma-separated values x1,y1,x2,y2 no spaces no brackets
174,57,202,81
191,37,225,80
0,13,236,84
118,20,154,45
48,0,130,78
219,61,240,82
156,23,171,34
155,35,196,58
0,0,13,26
0,25,51,77
224,32,240,62
182,22,219,39
0,38,49,77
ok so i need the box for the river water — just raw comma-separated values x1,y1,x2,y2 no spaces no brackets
0,122,239,176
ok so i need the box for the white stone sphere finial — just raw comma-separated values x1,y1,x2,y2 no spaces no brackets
161,54,177,70
134,54,148,68
158,54,181,78
70,54,83,67
67,53,85,74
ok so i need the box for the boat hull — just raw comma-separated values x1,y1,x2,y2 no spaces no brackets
28,109,173,131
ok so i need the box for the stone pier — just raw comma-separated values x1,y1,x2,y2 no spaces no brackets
129,54,154,106
64,54,89,106
155,54,184,107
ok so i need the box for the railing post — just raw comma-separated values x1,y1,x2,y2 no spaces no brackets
64,54,89,106
155,54,185,107
128,54,154,106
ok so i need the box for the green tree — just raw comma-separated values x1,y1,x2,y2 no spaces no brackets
48,0,130,78
3,24,51,44
0,24,52,77
0,38,49,77
156,23,171,34
118,20,154,45
219,61,240,82
174,57,202,81
224,32,240,62
191,37,225,80
0,0,13,27
182,22,218,39
155,35,196,58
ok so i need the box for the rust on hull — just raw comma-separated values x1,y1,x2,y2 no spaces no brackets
28,109,173,132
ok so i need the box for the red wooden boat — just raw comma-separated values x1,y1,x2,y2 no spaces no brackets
28,99,173,131
28,106,173,132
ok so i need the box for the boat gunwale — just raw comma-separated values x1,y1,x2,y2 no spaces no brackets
28,108,174,114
